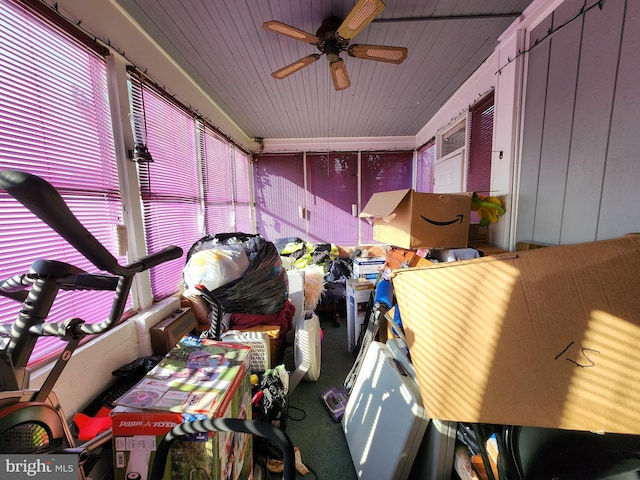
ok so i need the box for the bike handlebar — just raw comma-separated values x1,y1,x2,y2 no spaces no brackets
1,170,123,274
118,245,184,275
0,169,183,345
0,169,183,277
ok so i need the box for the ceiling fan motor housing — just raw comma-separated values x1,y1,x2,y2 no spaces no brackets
316,16,349,62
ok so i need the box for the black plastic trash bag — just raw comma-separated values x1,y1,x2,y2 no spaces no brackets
186,233,288,316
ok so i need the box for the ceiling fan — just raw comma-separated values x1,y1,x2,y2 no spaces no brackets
263,0,408,91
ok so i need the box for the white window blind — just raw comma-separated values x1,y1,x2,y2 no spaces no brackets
201,126,253,235
360,151,413,244
306,152,359,245
232,146,253,233
130,79,199,299
468,92,495,223
254,154,306,241
417,140,436,193
468,92,494,195
202,127,234,234
255,151,414,245
0,0,125,365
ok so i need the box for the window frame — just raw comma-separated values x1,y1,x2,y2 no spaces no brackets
434,93,495,220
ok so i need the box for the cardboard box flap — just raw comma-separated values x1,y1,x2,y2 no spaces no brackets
360,188,412,221
391,235,640,434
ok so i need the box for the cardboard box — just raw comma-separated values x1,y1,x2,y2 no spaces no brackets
360,189,472,249
468,223,488,242
468,241,509,257
150,307,197,355
352,256,386,278
346,279,375,352
391,235,640,434
385,246,432,270
112,336,253,479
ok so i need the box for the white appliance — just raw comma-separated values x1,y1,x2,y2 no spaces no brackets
289,310,321,391
386,338,457,480
342,341,428,480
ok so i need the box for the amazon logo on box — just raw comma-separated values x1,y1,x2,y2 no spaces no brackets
360,189,472,249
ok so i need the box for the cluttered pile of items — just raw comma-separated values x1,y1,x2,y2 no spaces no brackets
329,188,640,480
104,232,319,479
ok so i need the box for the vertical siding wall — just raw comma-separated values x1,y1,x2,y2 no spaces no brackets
517,0,640,245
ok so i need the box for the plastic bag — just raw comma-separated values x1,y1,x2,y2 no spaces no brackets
182,245,250,295
187,233,288,316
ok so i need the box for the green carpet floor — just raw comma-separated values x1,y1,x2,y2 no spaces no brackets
284,313,358,480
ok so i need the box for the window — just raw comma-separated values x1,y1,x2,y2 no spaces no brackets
468,92,495,223
255,151,413,245
306,152,359,245
434,117,467,193
130,80,199,300
433,93,494,200
254,154,306,241
201,127,253,235
467,92,494,196
202,127,234,234
230,146,253,234
416,139,435,193
439,120,467,159
129,75,255,299
0,0,124,365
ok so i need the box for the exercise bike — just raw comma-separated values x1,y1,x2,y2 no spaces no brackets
0,170,296,480
0,169,183,478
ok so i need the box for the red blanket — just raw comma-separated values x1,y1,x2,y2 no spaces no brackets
229,300,295,352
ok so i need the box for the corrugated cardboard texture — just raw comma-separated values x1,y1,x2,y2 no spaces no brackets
150,307,197,355
385,246,433,270
361,190,471,249
392,235,640,434
360,188,412,218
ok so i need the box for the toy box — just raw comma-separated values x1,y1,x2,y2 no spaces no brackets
112,336,253,479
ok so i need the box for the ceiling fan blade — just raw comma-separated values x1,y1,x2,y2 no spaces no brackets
272,54,321,79
330,59,351,91
348,44,408,64
263,20,320,44
336,0,385,40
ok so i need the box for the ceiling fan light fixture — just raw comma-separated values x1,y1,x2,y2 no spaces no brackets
330,59,351,91
336,0,385,39
325,42,341,63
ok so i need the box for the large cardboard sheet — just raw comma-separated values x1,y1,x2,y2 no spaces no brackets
392,235,640,434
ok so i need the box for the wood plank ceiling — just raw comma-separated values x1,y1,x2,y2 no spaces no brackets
115,0,535,140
